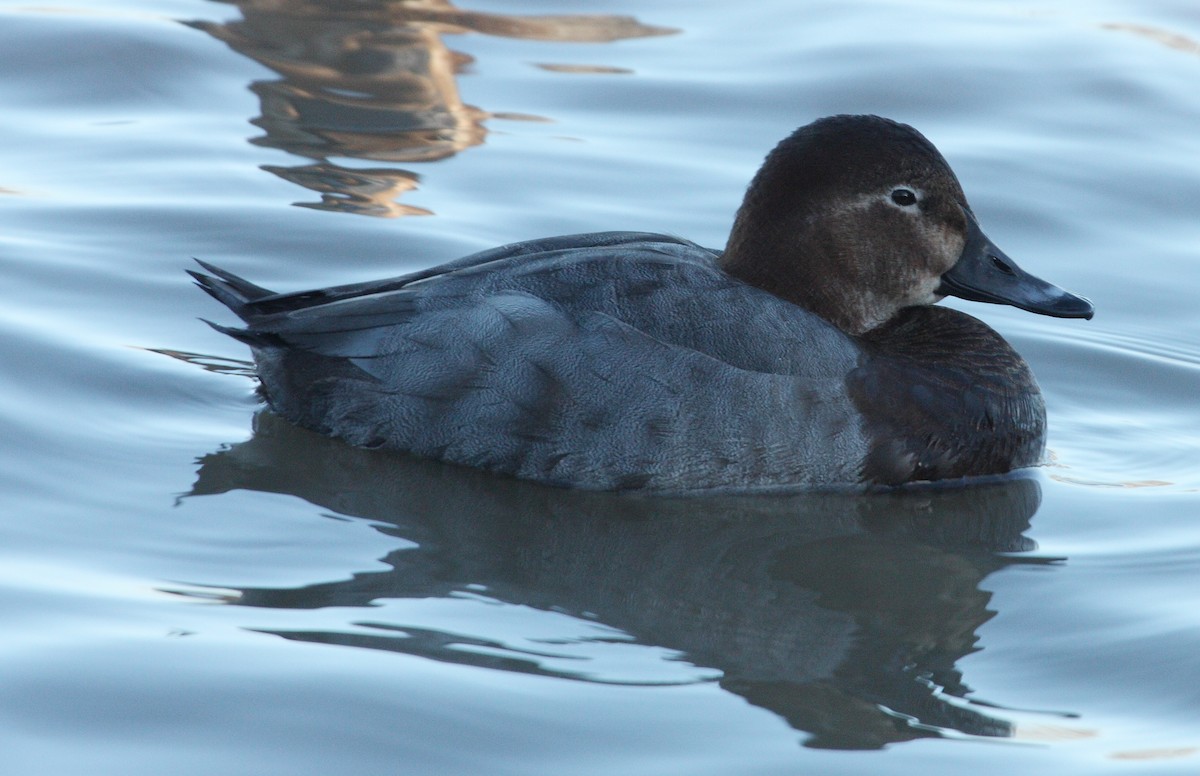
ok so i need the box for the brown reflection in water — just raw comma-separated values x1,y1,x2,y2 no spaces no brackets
1101,22,1200,56
191,1,676,217
533,63,634,75
261,162,432,217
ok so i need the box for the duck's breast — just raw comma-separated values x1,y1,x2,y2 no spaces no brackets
848,306,1048,485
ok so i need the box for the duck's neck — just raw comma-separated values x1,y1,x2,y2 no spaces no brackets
721,209,886,336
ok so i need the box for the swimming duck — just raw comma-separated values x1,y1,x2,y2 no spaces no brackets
192,114,1092,492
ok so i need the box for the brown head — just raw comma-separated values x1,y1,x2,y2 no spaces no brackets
720,115,1092,334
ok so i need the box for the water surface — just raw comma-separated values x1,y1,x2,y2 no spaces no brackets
2,1,1199,773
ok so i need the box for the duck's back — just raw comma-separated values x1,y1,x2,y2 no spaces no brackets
204,232,871,491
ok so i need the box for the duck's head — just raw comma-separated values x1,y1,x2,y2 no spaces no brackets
720,115,1093,335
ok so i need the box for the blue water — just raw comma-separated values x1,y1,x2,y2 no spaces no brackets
2,1,1199,773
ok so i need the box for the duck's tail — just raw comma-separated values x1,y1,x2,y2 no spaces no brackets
188,260,280,347
188,259,275,318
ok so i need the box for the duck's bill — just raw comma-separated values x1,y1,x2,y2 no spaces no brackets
939,210,1094,320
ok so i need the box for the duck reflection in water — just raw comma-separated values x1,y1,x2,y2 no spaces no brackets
190,1,676,216
185,411,1072,750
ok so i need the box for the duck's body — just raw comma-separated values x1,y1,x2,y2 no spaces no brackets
193,115,1092,492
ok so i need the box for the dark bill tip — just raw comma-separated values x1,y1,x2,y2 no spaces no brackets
1037,291,1094,320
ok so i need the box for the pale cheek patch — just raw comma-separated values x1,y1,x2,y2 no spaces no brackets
940,231,966,272
911,274,945,305
903,223,961,306
891,260,948,311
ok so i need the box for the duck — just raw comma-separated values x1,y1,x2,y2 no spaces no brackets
191,114,1093,492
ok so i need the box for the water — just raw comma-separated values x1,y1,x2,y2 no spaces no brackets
2,0,1199,772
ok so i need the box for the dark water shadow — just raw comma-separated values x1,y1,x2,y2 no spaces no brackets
188,0,676,216
186,410,1068,750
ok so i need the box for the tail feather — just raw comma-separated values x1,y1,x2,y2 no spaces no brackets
191,260,284,347
199,317,280,348
189,259,276,321
193,259,275,299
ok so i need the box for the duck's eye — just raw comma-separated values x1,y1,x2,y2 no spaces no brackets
890,188,918,207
